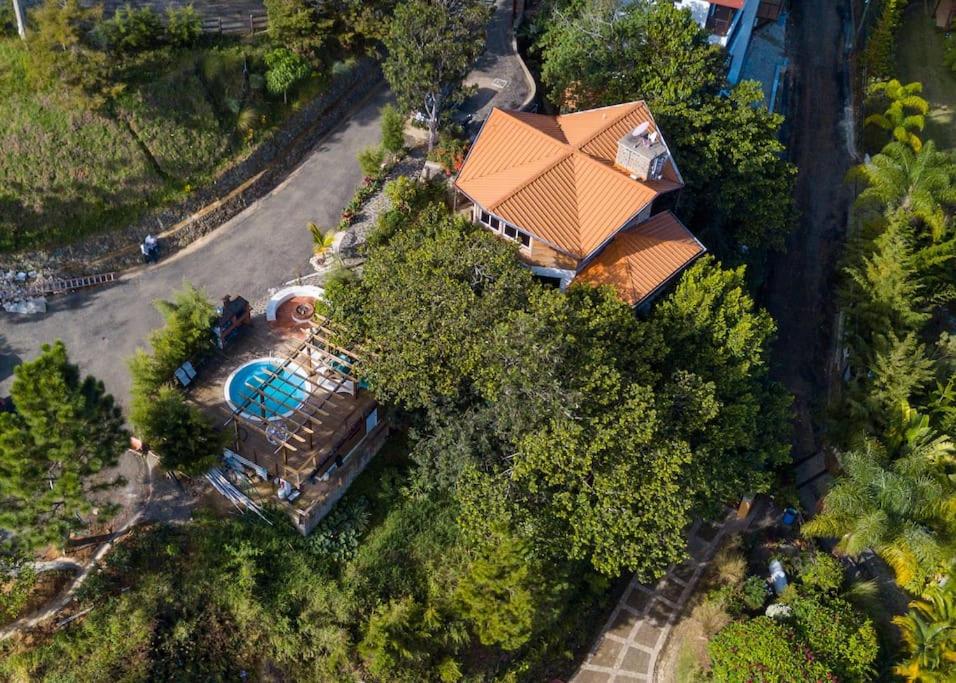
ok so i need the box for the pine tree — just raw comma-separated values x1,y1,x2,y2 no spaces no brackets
0,342,127,554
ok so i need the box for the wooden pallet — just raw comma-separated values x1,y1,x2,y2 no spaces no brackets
0,272,116,302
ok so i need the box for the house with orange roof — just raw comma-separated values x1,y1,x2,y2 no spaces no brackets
453,101,706,307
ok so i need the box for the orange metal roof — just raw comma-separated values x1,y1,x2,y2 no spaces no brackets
455,103,684,259
574,211,705,306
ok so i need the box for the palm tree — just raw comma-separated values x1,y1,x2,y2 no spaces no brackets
865,80,929,151
893,579,956,682
803,432,956,593
308,222,336,261
847,141,956,242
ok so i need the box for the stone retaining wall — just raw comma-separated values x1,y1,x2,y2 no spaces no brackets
2,58,383,275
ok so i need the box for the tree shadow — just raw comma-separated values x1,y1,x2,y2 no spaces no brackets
0,334,21,384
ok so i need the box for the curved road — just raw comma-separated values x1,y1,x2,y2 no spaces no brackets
1,88,390,406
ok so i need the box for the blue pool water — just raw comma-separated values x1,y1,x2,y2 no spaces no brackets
226,359,309,419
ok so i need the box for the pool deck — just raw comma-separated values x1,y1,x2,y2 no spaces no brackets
188,314,386,532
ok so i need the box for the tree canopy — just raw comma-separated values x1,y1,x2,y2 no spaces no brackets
0,342,127,554
325,188,789,579
382,0,488,150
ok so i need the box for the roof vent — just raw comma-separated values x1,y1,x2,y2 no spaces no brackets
616,124,668,181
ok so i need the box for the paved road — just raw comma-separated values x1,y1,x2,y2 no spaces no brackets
764,0,852,510
0,88,390,407
461,0,534,122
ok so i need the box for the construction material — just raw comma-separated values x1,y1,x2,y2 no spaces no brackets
0,272,116,303
205,467,272,524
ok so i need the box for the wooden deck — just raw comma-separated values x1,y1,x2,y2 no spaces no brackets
189,315,386,533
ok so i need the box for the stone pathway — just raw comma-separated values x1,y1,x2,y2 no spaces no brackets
572,508,754,683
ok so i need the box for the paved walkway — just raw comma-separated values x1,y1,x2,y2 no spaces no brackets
572,510,752,683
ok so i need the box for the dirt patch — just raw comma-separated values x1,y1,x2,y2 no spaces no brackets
1,569,77,629
763,0,853,510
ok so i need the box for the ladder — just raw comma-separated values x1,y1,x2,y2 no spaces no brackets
0,272,116,302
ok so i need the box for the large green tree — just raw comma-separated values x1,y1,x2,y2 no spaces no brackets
382,0,488,150
128,283,221,474
847,140,956,243
537,0,724,110
893,579,956,682
324,204,534,410
264,0,336,65
327,196,790,579
0,342,127,553
27,0,112,104
648,256,791,514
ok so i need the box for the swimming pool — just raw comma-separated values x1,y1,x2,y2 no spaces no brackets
223,358,311,420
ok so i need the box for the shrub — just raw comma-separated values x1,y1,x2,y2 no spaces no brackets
712,538,747,587
709,616,836,682
799,552,845,594
790,595,879,682
358,144,386,177
381,104,406,154
740,576,768,611
99,4,164,53
133,385,223,475
165,5,202,47
691,596,731,637
427,132,468,173
862,0,903,80
264,47,311,103
0,566,37,623
0,2,17,36
308,497,371,563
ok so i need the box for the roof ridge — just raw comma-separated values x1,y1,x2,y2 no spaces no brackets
562,102,644,152
495,108,570,146
486,146,574,212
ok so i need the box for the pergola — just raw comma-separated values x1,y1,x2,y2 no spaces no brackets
224,319,368,485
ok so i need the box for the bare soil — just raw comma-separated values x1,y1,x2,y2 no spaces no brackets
763,0,854,510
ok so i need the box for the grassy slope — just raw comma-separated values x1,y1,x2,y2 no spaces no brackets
117,56,230,183
896,5,956,149
0,37,330,253
0,39,165,250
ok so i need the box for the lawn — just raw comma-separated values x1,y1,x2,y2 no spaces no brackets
896,4,956,149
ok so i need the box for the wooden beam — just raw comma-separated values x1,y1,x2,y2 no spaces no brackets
229,353,302,417
237,416,301,451
293,339,362,384
242,378,317,434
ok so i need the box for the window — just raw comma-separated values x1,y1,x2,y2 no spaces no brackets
478,209,530,248
650,155,666,179
503,224,531,248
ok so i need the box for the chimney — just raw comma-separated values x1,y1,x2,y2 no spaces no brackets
615,123,668,181
222,295,231,308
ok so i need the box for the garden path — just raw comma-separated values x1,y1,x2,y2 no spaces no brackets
571,505,761,683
